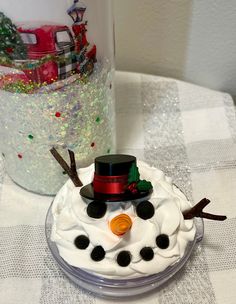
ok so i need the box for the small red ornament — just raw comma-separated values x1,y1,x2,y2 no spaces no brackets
17,153,23,159
55,112,61,117
91,142,95,147
6,47,13,54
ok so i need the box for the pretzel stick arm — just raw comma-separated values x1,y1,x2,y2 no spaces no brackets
50,148,83,187
183,198,227,221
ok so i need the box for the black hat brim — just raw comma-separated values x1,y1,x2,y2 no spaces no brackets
80,183,153,202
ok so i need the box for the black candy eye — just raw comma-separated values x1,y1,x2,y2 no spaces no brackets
140,247,154,261
74,235,90,249
91,246,105,261
136,200,155,220
87,201,107,218
156,234,169,249
117,251,131,267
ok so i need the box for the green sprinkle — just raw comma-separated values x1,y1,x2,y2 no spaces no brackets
96,116,100,123
28,134,34,140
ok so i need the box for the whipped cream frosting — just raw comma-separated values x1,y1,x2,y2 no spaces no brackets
51,160,196,279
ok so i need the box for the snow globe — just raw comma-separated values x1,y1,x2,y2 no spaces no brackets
0,0,115,195
45,150,226,298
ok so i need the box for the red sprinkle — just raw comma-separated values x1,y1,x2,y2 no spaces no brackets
18,153,23,159
55,112,61,118
91,142,95,147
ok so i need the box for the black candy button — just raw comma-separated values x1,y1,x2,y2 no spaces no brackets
74,235,90,249
87,201,107,218
140,247,154,261
156,234,169,249
91,246,105,261
136,200,155,220
117,251,131,267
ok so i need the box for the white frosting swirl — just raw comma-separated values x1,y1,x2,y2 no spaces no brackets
51,161,196,279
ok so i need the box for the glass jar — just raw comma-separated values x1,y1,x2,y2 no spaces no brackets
0,0,115,195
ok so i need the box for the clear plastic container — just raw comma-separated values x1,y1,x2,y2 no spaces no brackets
0,0,115,195
45,203,204,298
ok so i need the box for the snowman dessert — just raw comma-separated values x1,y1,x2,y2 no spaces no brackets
50,149,226,279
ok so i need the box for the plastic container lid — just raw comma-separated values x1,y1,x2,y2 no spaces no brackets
45,203,204,298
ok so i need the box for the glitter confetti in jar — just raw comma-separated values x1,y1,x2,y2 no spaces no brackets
0,0,115,195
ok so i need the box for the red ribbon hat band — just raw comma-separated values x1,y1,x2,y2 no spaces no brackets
80,154,153,202
93,173,128,194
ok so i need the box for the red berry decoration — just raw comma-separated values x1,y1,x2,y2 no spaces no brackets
17,153,23,159
91,142,95,148
126,182,138,194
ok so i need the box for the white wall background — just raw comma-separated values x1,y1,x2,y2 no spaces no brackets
113,0,236,99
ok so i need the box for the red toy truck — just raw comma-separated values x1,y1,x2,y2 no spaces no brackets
14,23,96,85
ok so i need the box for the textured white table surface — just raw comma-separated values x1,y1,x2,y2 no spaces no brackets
1,71,236,304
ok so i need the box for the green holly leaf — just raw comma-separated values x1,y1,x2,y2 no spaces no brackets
137,180,153,191
128,163,140,183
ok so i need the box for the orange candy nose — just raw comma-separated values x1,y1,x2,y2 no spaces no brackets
110,214,132,236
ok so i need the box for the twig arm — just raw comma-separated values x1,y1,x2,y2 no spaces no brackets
69,149,76,173
50,147,83,187
183,198,227,221
199,212,227,221
50,147,71,175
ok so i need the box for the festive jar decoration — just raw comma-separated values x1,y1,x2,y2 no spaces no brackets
0,0,115,195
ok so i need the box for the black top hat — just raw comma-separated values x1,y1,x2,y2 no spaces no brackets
80,154,153,202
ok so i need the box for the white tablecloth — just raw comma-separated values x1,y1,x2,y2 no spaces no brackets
1,71,236,304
